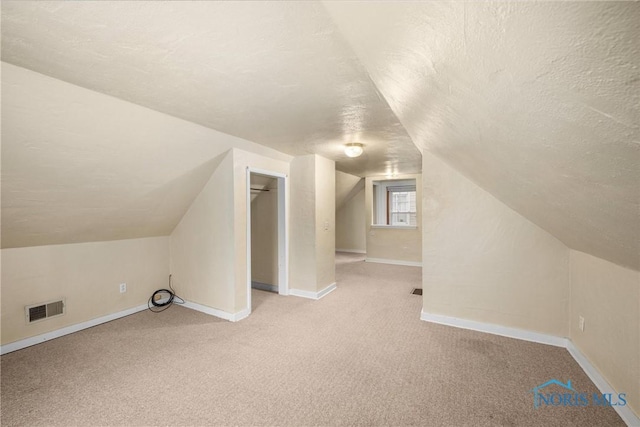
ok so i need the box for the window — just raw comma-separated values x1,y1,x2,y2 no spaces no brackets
389,188,417,226
372,179,417,227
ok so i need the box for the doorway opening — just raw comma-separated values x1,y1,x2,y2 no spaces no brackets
246,168,288,314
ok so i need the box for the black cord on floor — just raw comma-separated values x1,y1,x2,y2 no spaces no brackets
148,274,184,313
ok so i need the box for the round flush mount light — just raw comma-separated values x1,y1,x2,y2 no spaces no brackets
344,143,364,158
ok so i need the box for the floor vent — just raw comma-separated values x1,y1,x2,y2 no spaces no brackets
26,299,65,323
411,288,423,295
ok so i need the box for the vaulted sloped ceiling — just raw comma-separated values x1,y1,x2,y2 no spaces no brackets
1,1,420,178
1,1,419,249
325,1,640,270
2,1,638,270
335,171,364,210
1,63,291,248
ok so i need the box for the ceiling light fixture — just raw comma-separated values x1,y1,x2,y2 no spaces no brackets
344,143,364,158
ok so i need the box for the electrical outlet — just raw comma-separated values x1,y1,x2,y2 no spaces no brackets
579,316,585,332
119,283,127,293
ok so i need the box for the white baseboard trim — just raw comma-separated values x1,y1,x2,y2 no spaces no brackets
182,300,249,322
0,304,149,355
567,341,640,426
251,281,278,293
231,307,251,322
290,283,337,300
317,282,337,299
420,310,639,426
336,249,366,254
420,310,567,347
366,257,422,267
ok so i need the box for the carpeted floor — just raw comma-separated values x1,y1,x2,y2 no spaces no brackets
1,253,625,426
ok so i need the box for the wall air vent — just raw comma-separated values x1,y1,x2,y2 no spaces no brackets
26,299,65,323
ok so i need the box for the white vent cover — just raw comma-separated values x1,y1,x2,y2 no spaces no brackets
25,299,65,323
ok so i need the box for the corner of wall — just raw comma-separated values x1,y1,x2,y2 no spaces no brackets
568,249,640,418
289,154,336,294
289,155,318,292
169,149,235,313
421,150,570,337
335,187,366,253
315,155,336,289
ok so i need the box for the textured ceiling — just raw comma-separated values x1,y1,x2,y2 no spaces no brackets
1,63,290,248
1,1,420,178
325,1,640,270
2,1,638,270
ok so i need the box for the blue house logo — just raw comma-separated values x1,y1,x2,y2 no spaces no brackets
530,379,627,409
530,379,577,408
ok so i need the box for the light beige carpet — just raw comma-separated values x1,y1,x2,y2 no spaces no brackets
1,253,625,426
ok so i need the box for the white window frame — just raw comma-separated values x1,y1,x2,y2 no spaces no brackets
372,179,417,229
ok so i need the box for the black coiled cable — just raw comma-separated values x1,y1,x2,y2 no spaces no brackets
148,274,184,313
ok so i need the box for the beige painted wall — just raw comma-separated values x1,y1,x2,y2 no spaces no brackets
250,180,278,286
1,237,169,345
170,151,236,313
170,148,290,314
290,156,319,292
315,155,336,290
2,63,291,249
570,250,640,417
336,188,366,253
335,170,363,209
2,63,296,344
422,151,570,336
290,155,335,293
365,174,422,263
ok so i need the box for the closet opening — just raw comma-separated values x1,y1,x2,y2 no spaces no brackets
246,169,288,313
